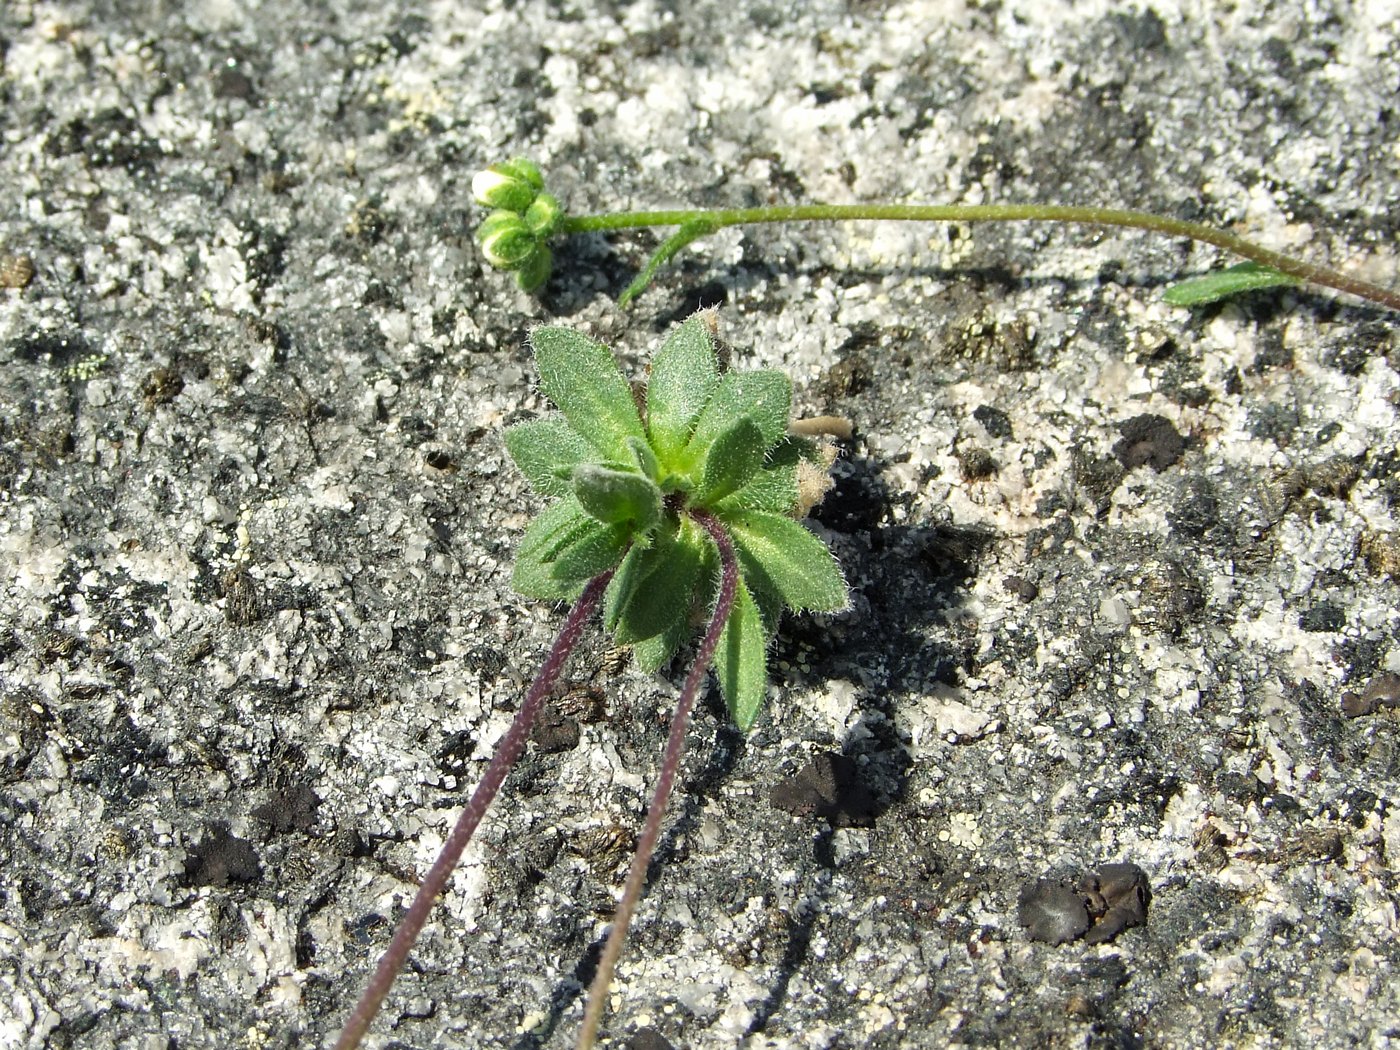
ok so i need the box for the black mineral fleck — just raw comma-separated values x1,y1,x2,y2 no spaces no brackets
184,823,262,887
1166,477,1219,539
1071,448,1125,513
1113,414,1185,471
973,404,1013,439
1299,602,1344,633
1003,575,1039,601
253,784,321,834
769,751,878,828
1019,862,1149,946
627,1028,676,1050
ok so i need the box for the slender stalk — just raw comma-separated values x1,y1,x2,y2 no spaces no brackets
334,572,613,1050
562,203,1399,311
576,511,740,1050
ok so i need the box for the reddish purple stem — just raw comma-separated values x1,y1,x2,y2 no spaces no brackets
334,572,613,1050
575,510,739,1048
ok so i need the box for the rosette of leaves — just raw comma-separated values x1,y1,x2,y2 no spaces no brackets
506,312,848,729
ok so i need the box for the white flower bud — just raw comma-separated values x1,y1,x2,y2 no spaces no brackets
476,211,536,269
524,193,563,238
472,165,538,212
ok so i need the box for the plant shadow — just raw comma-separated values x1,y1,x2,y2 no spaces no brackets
738,455,1001,1038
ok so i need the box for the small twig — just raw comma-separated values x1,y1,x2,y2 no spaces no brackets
790,415,855,441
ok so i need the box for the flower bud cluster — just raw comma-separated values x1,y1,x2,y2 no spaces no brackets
472,157,562,292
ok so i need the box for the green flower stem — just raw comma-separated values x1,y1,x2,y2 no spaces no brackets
334,572,613,1050
562,204,1400,311
576,510,740,1050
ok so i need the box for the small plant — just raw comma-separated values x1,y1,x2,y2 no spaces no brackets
472,156,1399,311
334,313,848,1049
333,153,1394,1050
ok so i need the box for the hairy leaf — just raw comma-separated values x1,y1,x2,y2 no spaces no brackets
686,370,791,465
713,439,806,516
512,498,597,599
550,520,631,583
530,326,646,460
727,511,849,612
626,436,661,481
646,314,721,462
513,498,631,594
504,418,596,498
574,465,662,530
603,543,648,634
693,417,766,505
604,518,706,644
631,616,689,673
512,557,587,601
715,576,769,730
1163,262,1300,306
712,464,797,517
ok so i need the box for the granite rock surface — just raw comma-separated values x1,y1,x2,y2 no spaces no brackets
2,1,1398,1048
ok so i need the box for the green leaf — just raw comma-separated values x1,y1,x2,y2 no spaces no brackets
631,616,689,673
603,543,648,634
550,519,631,582
693,417,766,506
685,370,791,467
713,440,805,517
516,497,592,561
504,419,596,498
530,327,646,461
512,559,587,601
1163,262,1301,306
726,511,848,612
626,436,661,481
573,465,662,530
604,517,705,644
646,315,721,462
511,497,630,594
512,498,597,599
715,576,769,731
745,569,784,634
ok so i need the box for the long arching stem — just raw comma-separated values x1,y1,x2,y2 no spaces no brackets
576,511,740,1050
335,572,613,1050
561,203,1399,311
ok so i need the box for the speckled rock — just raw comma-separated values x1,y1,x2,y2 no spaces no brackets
2,2,1398,1049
